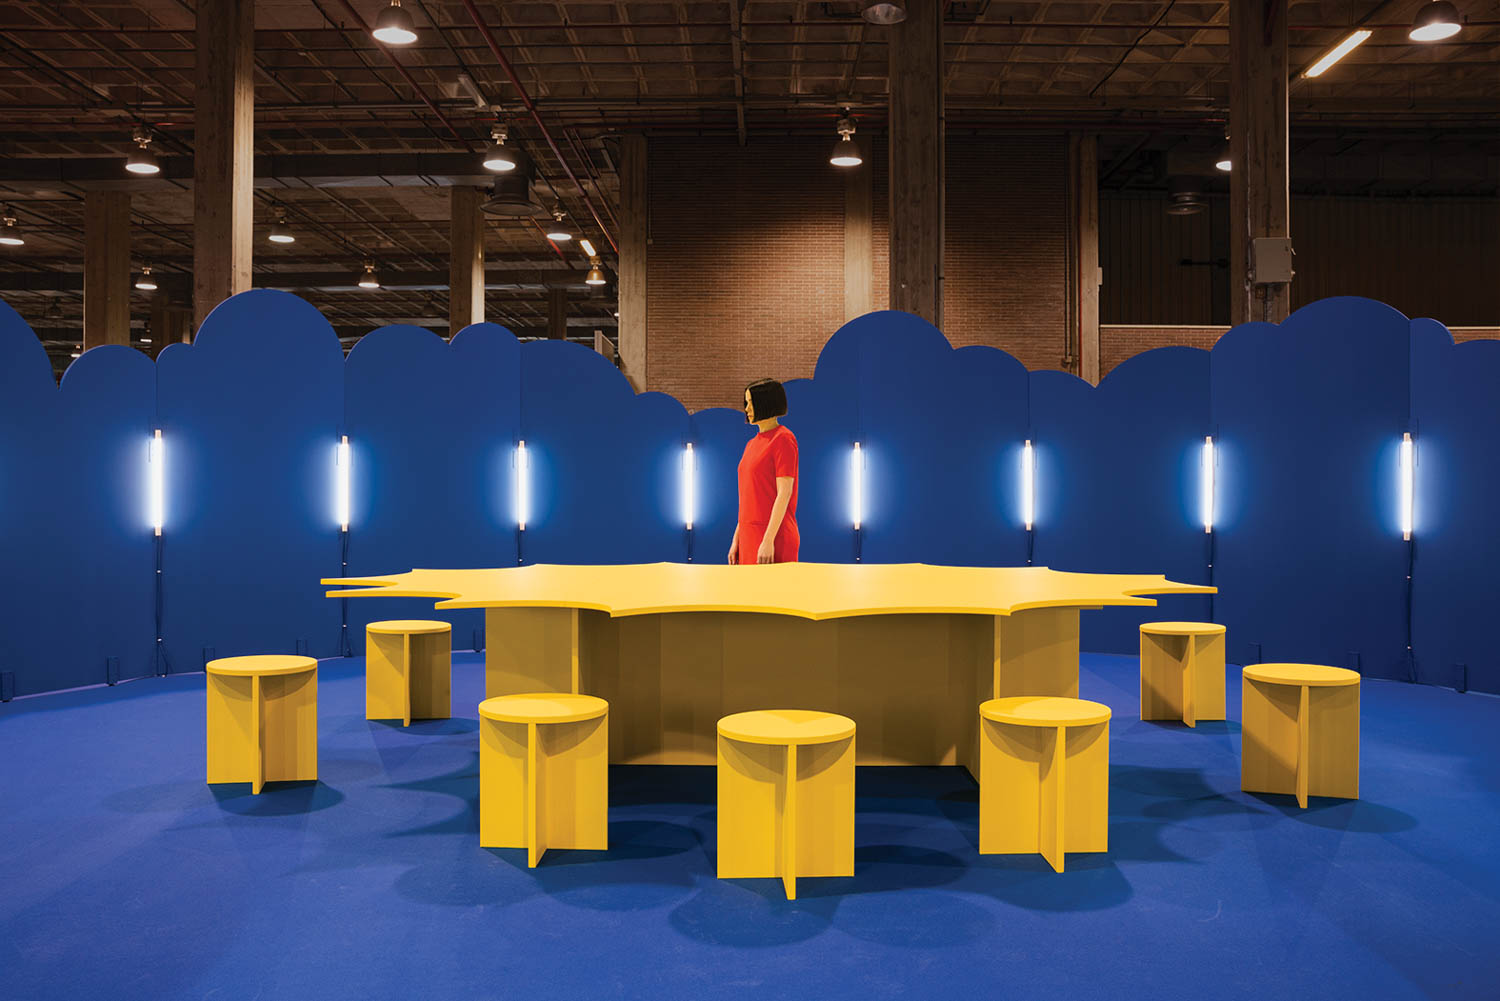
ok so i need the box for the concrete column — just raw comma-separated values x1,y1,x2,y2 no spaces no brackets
844,163,873,323
1069,134,1101,384
547,287,568,340
887,0,944,327
618,134,648,391
1229,0,1291,325
193,0,255,333
449,186,485,337
83,191,131,350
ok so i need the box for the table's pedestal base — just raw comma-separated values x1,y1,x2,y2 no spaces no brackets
484,606,1083,770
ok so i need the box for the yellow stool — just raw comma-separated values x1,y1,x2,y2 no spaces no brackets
716,710,855,900
478,693,608,867
1241,663,1360,808
206,655,318,795
365,619,451,727
980,696,1110,873
1139,621,1227,727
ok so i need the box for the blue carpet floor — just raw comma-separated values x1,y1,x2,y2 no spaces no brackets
3,652,1498,1001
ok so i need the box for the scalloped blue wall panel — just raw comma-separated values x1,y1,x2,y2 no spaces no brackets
340,324,518,654
843,313,1031,566
1410,322,1500,694
688,407,754,564
517,340,689,565
1030,349,1213,655
1210,297,1411,679
155,291,345,673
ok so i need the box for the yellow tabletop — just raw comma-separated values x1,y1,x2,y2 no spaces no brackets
206,655,317,678
981,696,1112,727
1244,663,1360,688
1140,621,1227,636
478,693,609,724
366,619,452,635
325,562,1214,620
718,709,857,745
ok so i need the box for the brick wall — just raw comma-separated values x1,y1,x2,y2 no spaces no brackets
646,134,1073,412
943,136,1070,369
646,137,847,414
1101,325,1499,380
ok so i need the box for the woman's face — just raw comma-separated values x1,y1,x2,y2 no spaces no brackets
743,390,754,423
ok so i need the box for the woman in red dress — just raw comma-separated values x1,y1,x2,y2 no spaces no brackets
729,378,800,564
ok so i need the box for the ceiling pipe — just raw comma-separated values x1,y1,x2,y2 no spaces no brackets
459,0,619,256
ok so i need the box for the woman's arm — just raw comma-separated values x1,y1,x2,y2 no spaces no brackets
728,523,740,564
756,477,795,563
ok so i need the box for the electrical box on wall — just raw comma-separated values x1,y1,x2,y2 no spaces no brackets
1250,238,1295,284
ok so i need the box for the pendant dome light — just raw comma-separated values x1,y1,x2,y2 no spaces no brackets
545,207,573,242
268,212,295,244
830,110,863,167
1215,126,1232,172
125,128,161,176
483,122,519,173
357,261,381,289
862,0,907,25
585,259,607,286
0,207,23,246
134,265,158,291
372,1,418,46
1409,1,1463,41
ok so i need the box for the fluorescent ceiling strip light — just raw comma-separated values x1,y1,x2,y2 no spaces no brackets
1303,30,1372,78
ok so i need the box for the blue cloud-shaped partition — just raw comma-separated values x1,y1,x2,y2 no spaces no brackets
0,291,1495,696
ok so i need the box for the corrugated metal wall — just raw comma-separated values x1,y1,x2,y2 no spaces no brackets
1102,192,1500,326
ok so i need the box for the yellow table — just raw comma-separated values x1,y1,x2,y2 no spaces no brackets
327,562,1211,772
1139,621,1227,728
717,709,856,900
478,693,609,866
365,619,452,727
206,655,318,795
979,696,1110,873
1241,663,1360,808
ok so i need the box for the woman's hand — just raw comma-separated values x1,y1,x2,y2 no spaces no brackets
756,537,776,564
727,540,738,564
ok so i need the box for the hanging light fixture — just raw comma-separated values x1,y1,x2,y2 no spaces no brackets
134,265,158,291
1409,1,1462,41
125,127,161,176
371,1,418,45
357,261,381,289
545,206,573,242
1215,146,1232,172
0,207,22,246
268,212,295,244
1166,177,1205,216
862,0,906,25
585,258,606,286
830,110,863,167
483,121,519,172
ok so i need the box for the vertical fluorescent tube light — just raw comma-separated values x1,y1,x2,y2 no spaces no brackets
682,443,696,530
1201,436,1216,534
149,429,164,536
516,440,530,531
851,442,864,530
1021,439,1035,531
336,435,351,533
1400,432,1414,541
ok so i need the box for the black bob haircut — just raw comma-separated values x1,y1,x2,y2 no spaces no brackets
745,378,788,422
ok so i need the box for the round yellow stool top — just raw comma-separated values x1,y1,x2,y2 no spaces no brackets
981,696,1112,728
1139,621,1227,636
478,692,608,724
367,619,452,635
206,655,317,678
1243,663,1360,687
718,709,856,746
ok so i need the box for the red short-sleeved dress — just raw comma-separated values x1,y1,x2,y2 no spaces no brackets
735,424,800,563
